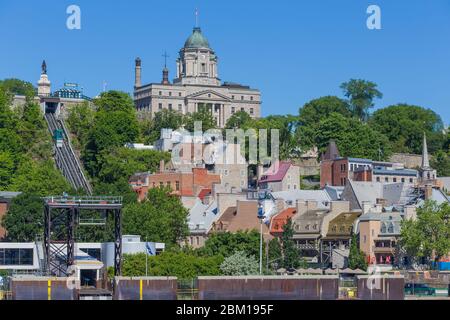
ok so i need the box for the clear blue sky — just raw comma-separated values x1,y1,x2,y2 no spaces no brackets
0,0,449,122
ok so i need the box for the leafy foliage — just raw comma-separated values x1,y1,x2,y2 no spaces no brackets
369,104,446,154
198,230,264,259
1,194,43,242
0,78,36,98
141,109,184,144
281,218,300,268
220,251,259,276
122,188,189,245
400,201,450,264
340,79,383,121
348,234,368,270
121,252,223,279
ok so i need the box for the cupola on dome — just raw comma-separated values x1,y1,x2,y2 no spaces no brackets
184,27,210,49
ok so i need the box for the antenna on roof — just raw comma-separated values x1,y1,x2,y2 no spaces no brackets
195,8,199,28
162,51,169,68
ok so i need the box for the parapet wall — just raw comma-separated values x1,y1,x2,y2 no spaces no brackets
114,277,178,300
198,276,339,300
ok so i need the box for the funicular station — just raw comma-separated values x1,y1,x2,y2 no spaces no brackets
39,196,123,299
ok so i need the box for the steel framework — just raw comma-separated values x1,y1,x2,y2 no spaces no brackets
43,196,123,276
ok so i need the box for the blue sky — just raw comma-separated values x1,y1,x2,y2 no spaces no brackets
0,0,449,122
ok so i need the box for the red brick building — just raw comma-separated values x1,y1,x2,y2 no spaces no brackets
129,161,221,201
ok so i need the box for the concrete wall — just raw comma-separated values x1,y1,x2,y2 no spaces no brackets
197,276,339,300
114,277,177,300
356,275,405,300
12,277,77,300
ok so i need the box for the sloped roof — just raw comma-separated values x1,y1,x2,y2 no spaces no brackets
347,181,406,208
270,208,297,234
187,199,219,233
322,140,340,161
259,161,292,183
271,190,332,209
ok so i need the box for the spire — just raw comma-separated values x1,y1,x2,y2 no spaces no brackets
322,140,340,161
422,133,430,169
195,8,199,28
161,52,170,85
41,60,47,75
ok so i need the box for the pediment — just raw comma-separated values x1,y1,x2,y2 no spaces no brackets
186,90,231,102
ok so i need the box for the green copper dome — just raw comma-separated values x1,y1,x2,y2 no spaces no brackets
184,27,210,49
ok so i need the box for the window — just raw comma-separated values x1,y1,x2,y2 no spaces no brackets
231,107,235,114
385,177,389,182
287,184,291,190
175,181,180,191
250,96,254,101
169,92,172,96
231,95,235,100
401,178,405,183
178,104,182,111
376,177,381,182
241,107,245,112
159,91,162,96
168,104,172,110
393,178,397,183
166,181,171,188
201,63,206,73
410,178,414,183
363,235,367,243
294,185,297,190
250,108,254,115
158,103,163,110
0,248,33,266
159,182,164,188
241,96,244,100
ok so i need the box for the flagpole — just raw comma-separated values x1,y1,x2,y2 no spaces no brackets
145,237,148,277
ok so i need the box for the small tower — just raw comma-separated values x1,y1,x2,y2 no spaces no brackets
37,60,51,97
161,67,170,85
161,51,170,85
419,133,437,185
134,57,142,88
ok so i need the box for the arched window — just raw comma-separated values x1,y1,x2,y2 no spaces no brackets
388,223,394,234
381,223,387,233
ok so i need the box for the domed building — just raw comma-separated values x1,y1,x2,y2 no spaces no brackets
133,27,261,128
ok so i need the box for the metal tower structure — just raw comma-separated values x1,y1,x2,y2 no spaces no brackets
43,196,123,277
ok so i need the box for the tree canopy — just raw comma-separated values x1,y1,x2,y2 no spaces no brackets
340,79,383,121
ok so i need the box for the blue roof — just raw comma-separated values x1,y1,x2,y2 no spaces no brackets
373,168,418,177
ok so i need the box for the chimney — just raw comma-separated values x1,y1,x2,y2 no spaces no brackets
376,198,387,207
306,200,318,211
135,57,142,88
159,160,165,173
296,200,307,215
404,205,417,220
330,201,350,213
362,201,372,214
424,185,433,200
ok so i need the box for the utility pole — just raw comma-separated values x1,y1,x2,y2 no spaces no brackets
257,190,265,275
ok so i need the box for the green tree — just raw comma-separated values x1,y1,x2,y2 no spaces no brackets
300,112,392,160
281,218,299,268
9,160,72,196
0,151,15,189
96,147,170,184
121,252,223,279
199,230,264,259
84,91,140,176
431,150,450,177
268,238,282,265
183,106,217,132
66,101,95,150
220,251,259,276
0,78,36,98
142,109,184,144
298,96,351,126
225,111,253,129
401,201,450,266
122,188,189,245
348,234,368,270
369,104,445,154
340,79,382,121
1,194,43,242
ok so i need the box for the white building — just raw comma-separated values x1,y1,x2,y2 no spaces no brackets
133,27,261,128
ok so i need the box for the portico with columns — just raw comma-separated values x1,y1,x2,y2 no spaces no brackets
133,26,261,128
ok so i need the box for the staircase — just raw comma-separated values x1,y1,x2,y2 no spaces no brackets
44,113,93,195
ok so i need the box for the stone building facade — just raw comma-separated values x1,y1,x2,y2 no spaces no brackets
133,27,261,127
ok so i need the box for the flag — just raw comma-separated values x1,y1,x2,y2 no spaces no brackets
146,242,154,255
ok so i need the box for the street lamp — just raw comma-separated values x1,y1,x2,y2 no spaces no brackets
257,193,266,275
